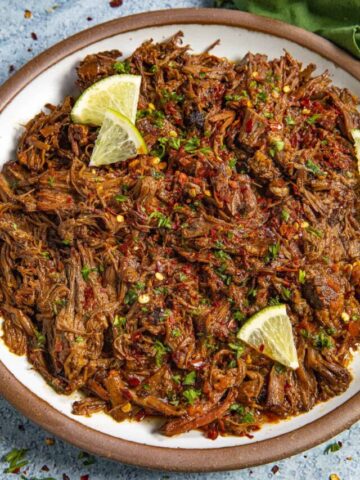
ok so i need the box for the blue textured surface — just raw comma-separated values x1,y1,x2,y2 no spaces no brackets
0,1,359,479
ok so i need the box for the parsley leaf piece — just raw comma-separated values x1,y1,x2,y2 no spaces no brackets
183,371,196,385
183,388,201,405
113,60,131,74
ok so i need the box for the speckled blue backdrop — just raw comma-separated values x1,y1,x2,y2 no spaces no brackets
0,1,359,479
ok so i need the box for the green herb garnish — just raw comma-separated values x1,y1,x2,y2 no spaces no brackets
183,371,196,385
149,211,172,229
154,340,170,367
183,388,201,405
113,60,131,74
324,441,342,454
298,269,306,284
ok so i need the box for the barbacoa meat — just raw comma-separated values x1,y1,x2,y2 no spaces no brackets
0,33,359,439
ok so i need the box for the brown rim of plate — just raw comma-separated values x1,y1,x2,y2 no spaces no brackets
0,8,359,473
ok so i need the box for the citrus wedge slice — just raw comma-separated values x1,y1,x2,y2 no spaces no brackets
351,128,360,173
89,108,147,167
71,74,141,126
237,305,299,369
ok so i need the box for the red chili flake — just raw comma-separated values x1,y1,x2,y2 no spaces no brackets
8,65,15,74
118,243,128,254
41,465,50,472
24,9,32,18
121,388,132,400
290,133,298,148
259,344,265,352
245,118,253,133
83,285,94,309
128,376,140,388
245,433,254,439
109,0,123,7
209,228,217,239
80,476,89,480
132,331,141,342
164,102,177,116
66,195,73,204
31,32,38,40
206,423,219,440
135,409,146,421
87,16,93,21
300,98,311,108
271,465,279,474
63,475,70,480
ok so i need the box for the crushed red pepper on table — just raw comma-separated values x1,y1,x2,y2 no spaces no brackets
109,0,123,7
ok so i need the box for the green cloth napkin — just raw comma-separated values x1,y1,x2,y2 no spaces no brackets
214,0,360,59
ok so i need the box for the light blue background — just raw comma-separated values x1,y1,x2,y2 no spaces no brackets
0,1,359,479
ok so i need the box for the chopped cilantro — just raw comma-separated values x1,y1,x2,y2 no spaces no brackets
124,288,138,305
306,114,320,125
265,241,280,263
161,89,184,103
306,225,323,238
233,311,246,322
113,315,126,328
281,287,292,300
115,194,128,202
172,328,181,338
298,269,306,284
257,91,267,102
324,441,342,454
228,341,245,358
263,112,273,119
229,158,237,169
229,403,245,414
268,296,281,306
168,137,181,150
34,329,45,346
149,211,172,229
281,209,290,222
242,412,255,423
214,249,231,261
285,116,296,126
271,139,285,152
183,388,201,405
3,448,28,474
154,340,170,366
113,60,131,73
184,137,200,153
225,93,242,101
81,265,97,281
313,331,333,349
183,371,196,385
305,159,326,176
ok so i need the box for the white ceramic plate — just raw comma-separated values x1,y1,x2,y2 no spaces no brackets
0,10,359,470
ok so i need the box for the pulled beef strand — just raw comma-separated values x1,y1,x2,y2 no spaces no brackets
0,33,359,439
